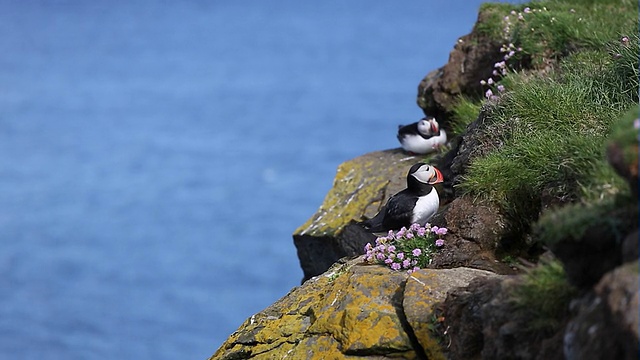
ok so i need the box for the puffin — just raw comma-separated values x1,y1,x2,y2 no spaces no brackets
361,163,443,232
397,116,447,154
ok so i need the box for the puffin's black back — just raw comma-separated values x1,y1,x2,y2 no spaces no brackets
396,122,419,142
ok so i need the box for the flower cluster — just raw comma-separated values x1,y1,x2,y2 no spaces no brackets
481,6,570,100
364,223,448,274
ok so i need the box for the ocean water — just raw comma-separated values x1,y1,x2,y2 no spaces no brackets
0,1,495,358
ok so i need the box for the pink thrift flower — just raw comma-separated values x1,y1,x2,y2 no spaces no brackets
487,78,494,85
397,252,405,260
431,226,440,233
365,243,372,251
387,230,395,239
412,266,420,272
405,232,414,239
402,259,411,268
412,248,422,257
387,245,396,253
391,263,401,271
376,253,386,261
435,239,445,247
417,227,426,236
523,7,531,13
485,88,494,98
385,258,394,264
497,85,505,92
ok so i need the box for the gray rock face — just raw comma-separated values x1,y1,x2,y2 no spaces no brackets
416,13,503,122
564,262,639,360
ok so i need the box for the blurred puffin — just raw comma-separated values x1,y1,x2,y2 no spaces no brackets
362,163,443,232
397,116,447,154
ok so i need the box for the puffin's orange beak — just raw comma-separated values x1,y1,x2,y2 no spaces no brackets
429,167,444,184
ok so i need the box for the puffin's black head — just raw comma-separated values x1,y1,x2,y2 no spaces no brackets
406,163,444,188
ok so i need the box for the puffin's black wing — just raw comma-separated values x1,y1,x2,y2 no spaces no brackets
360,205,387,232
362,190,416,233
380,191,416,231
396,122,419,142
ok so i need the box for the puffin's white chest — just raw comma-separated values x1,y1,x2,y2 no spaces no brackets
411,189,440,225
400,130,447,154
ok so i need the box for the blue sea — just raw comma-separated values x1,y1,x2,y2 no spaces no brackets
0,1,496,358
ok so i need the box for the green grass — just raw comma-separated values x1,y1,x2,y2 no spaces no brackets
457,29,638,226
534,192,638,247
475,2,521,39
449,96,482,136
509,257,577,334
475,0,638,68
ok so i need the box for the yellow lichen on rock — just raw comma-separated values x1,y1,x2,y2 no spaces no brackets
211,257,499,359
294,149,419,237
402,267,499,360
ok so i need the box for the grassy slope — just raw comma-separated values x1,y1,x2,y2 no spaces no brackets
441,0,638,343
451,0,638,228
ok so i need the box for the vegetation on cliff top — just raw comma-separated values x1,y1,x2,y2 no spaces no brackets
451,0,638,229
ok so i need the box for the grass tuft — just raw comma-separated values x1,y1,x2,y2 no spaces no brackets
449,96,482,136
509,257,577,335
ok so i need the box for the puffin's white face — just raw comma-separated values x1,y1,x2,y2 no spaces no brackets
412,164,444,184
416,119,432,135
417,118,439,136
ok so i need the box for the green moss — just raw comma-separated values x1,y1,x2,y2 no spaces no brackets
609,106,640,167
509,258,577,335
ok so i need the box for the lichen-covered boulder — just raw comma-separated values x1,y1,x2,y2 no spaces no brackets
293,149,421,282
211,257,498,359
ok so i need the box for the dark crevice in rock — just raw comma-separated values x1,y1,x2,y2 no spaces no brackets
393,280,429,360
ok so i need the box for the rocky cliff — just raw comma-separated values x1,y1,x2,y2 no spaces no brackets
212,2,638,359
